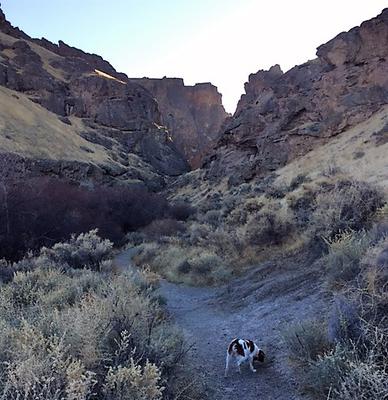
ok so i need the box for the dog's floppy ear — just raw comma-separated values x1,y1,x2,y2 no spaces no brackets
257,349,265,362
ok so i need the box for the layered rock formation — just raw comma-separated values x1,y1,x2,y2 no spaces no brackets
0,7,189,189
131,77,229,168
206,8,388,184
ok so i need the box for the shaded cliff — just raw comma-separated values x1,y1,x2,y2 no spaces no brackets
131,77,229,168
205,8,388,184
0,7,189,189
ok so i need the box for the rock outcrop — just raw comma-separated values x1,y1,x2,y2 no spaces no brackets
131,78,229,168
0,7,189,188
205,8,388,184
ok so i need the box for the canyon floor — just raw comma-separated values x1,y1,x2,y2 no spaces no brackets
115,248,326,400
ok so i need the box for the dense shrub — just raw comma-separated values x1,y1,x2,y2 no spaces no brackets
282,320,330,365
0,259,14,284
103,360,164,400
168,201,196,221
187,223,211,246
323,230,372,287
288,190,316,228
189,252,222,275
327,296,361,344
265,185,287,199
303,329,388,399
0,177,170,260
0,233,198,400
311,180,384,240
288,174,310,191
302,344,350,397
41,229,113,271
142,219,186,240
200,209,222,227
246,210,293,246
285,217,388,399
135,243,231,286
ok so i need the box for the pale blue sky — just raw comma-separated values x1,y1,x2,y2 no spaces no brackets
2,1,387,112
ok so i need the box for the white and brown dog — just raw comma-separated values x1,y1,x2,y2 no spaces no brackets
225,338,265,377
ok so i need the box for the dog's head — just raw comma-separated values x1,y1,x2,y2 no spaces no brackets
254,349,265,363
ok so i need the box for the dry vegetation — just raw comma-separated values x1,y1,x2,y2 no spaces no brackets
273,106,388,193
0,177,191,261
282,208,388,399
0,230,202,400
131,165,387,398
133,172,384,286
0,86,111,163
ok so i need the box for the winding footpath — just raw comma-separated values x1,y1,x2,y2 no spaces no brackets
115,248,324,400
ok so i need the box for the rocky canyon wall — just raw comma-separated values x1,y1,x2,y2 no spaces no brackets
205,9,388,185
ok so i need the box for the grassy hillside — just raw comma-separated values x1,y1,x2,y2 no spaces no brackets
274,106,388,194
0,86,111,163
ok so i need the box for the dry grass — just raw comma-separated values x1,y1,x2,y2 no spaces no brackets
28,41,68,81
274,106,388,195
0,86,112,164
0,32,68,82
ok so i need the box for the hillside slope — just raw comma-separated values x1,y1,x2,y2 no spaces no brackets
0,7,190,189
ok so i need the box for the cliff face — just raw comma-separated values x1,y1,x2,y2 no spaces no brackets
0,7,189,189
205,9,388,184
131,78,229,168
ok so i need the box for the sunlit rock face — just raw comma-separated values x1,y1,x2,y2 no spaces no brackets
131,77,229,169
205,9,388,184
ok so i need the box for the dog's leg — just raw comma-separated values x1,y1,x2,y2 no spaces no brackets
249,356,257,373
237,357,243,373
224,353,231,377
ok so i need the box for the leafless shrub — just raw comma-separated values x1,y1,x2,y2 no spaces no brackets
0,177,170,260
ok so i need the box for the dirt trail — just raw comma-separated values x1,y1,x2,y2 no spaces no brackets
115,249,325,400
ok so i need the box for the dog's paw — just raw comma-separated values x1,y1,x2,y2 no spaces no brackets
251,369,257,373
